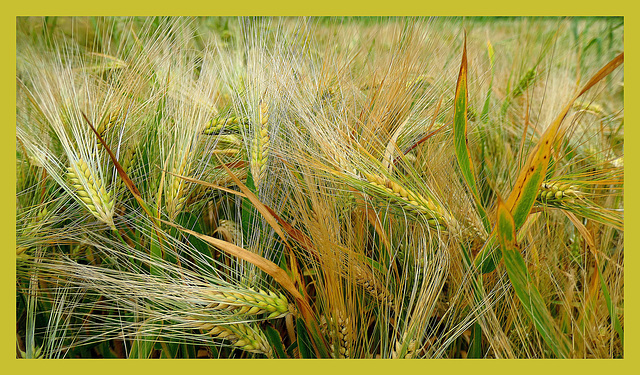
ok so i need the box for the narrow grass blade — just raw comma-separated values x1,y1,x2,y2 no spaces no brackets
596,256,624,346
497,200,570,358
469,322,483,358
129,324,157,359
480,40,495,123
158,341,179,359
296,317,315,358
453,33,491,232
150,228,164,276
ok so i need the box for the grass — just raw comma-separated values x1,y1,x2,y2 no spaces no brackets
15,16,623,359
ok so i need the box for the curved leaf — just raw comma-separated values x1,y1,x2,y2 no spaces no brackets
453,32,491,232
497,200,570,358
474,52,623,272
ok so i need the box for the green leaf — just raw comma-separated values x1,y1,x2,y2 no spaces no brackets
497,201,570,358
181,343,196,359
480,40,495,123
468,322,483,358
159,341,180,359
474,52,624,273
150,229,164,276
286,341,298,358
597,259,624,346
264,325,288,358
129,322,157,359
453,33,491,233
296,317,315,358
175,212,212,263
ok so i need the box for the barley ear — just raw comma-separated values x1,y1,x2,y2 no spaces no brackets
66,159,115,229
251,99,270,186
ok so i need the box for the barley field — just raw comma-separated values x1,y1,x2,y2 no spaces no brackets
15,16,624,359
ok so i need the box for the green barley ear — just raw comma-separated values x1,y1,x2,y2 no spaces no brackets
250,99,269,187
362,173,455,231
166,146,193,220
95,114,117,148
211,323,273,357
66,159,115,229
203,115,248,135
391,332,418,359
573,99,605,116
120,144,138,176
537,181,580,206
22,206,50,236
202,288,290,319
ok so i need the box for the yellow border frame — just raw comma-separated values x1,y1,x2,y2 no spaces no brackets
5,3,634,373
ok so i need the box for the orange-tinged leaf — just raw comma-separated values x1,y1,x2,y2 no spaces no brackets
453,32,491,232
160,219,306,305
505,52,623,229
474,52,623,273
215,155,290,248
166,170,247,198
